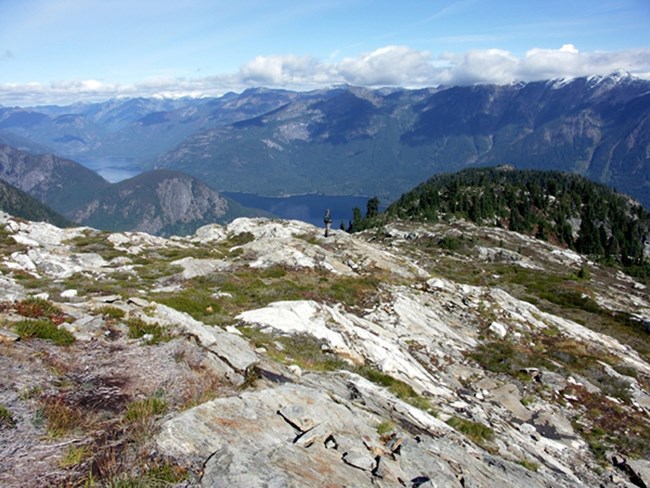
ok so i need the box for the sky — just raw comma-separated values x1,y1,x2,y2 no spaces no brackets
0,0,649,105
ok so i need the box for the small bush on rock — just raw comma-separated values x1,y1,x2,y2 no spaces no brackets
14,319,75,345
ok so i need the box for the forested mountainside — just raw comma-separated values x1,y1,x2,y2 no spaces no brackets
1,73,649,207
152,73,650,206
351,167,649,277
0,179,71,228
69,169,261,236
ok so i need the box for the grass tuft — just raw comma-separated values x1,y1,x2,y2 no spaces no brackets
0,404,15,428
126,318,171,344
14,319,75,345
94,305,126,319
124,395,168,424
357,365,432,411
15,297,66,323
59,444,92,468
446,415,495,446
376,420,395,435
41,398,81,437
518,459,540,472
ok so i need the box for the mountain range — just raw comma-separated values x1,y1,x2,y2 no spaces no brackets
0,145,260,235
1,72,648,209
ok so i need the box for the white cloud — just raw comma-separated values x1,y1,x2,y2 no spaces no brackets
336,46,435,86
2,44,650,105
239,55,324,86
435,48,519,85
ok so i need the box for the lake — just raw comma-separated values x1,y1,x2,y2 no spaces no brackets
77,158,143,183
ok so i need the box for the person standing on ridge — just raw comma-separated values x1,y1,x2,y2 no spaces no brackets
324,209,332,237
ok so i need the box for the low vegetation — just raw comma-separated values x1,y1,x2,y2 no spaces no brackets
356,365,432,412
126,318,171,344
352,167,650,281
40,397,83,437
124,394,168,424
0,404,15,428
446,415,495,447
14,319,75,346
94,305,126,319
239,327,349,372
15,297,66,323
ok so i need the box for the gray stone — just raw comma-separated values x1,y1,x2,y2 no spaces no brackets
287,364,302,377
293,423,331,448
490,383,532,421
531,411,576,441
342,448,377,471
625,459,650,488
127,296,150,307
153,303,258,375
0,328,20,343
488,321,508,339
278,405,317,432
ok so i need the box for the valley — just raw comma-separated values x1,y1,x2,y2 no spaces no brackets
2,72,649,213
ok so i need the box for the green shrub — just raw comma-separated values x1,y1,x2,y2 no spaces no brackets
357,366,431,411
239,327,349,372
105,461,187,487
446,415,494,445
14,319,75,345
126,318,171,344
518,459,540,472
224,231,255,248
94,305,126,319
155,289,220,322
0,404,15,428
15,297,65,322
376,420,395,435
438,236,463,251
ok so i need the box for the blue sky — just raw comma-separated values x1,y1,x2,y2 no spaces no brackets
1,0,649,104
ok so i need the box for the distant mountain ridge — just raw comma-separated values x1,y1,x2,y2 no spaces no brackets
1,73,649,207
154,74,650,206
0,145,260,235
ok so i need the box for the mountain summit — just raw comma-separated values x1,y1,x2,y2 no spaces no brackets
0,209,648,486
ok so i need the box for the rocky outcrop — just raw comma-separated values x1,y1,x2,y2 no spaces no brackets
0,212,648,486
159,374,562,487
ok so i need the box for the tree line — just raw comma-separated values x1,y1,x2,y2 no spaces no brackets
348,167,649,276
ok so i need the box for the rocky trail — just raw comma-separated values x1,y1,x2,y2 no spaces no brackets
0,212,649,486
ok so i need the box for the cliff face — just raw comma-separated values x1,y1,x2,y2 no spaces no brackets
0,144,109,214
70,170,241,236
0,213,648,487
